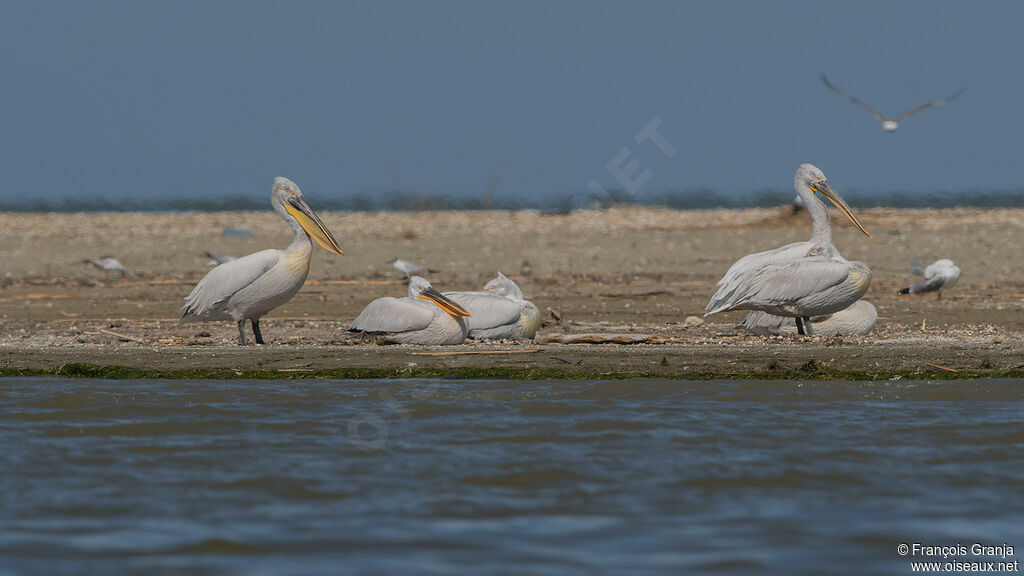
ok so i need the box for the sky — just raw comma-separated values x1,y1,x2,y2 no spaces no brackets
1,0,1022,207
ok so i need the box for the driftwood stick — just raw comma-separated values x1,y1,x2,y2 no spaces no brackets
924,362,958,373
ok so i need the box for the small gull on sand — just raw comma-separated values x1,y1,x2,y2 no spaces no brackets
898,258,961,300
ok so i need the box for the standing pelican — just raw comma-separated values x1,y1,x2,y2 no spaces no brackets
709,255,872,335
348,276,470,345
898,258,961,299
821,75,965,133
446,272,542,341
706,164,870,316
181,177,344,345
82,256,127,277
742,300,877,337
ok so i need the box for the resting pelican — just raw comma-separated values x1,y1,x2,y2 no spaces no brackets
348,276,470,344
446,272,542,340
706,164,869,316
82,256,127,277
181,177,344,345
742,300,877,337
205,251,237,266
821,75,965,133
898,258,961,299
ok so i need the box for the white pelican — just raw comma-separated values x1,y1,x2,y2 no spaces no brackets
181,177,344,345
898,258,961,299
82,256,127,277
741,300,877,337
706,164,870,316
709,256,872,335
205,251,237,266
821,75,965,133
348,276,470,345
446,272,542,340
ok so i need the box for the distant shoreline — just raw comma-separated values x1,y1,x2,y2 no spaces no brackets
5,189,1023,213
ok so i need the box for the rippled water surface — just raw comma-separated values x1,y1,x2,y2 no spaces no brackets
1,377,1023,575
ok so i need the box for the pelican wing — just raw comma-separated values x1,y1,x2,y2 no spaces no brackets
893,88,965,122
349,297,435,333
729,258,855,310
821,74,886,122
446,292,521,330
182,249,279,318
707,241,836,315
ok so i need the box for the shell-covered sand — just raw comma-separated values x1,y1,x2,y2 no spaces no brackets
1,207,1021,377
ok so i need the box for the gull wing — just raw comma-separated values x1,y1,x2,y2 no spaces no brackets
181,249,279,318
821,74,887,122
446,292,521,330
907,275,946,294
349,297,434,333
909,258,925,276
893,88,965,122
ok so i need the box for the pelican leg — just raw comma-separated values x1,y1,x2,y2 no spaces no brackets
252,319,265,345
237,320,249,345
937,289,943,300
803,316,814,336
795,317,806,336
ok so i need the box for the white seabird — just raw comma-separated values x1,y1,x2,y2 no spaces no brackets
898,258,961,299
348,276,470,345
821,74,965,133
446,272,542,341
181,177,344,345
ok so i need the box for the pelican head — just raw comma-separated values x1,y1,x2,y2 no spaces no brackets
483,271,524,300
796,164,870,237
272,177,345,255
408,276,470,317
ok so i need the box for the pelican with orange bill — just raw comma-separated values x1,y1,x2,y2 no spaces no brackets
706,163,870,319
348,276,471,345
181,177,344,345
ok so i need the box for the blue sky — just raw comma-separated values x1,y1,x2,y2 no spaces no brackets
1,1,1020,206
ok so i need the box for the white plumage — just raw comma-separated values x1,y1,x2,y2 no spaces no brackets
349,276,470,345
82,256,127,276
706,164,871,335
898,258,961,299
387,257,435,278
742,300,877,336
446,272,542,340
82,255,127,276
181,177,344,345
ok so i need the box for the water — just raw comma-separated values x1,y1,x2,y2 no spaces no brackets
1,377,1022,575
